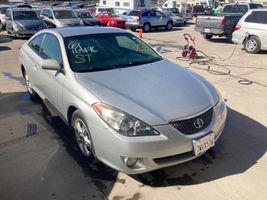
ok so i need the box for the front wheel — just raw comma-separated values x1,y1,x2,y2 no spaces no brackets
203,34,213,40
166,21,173,30
244,36,261,54
71,110,95,161
143,23,151,32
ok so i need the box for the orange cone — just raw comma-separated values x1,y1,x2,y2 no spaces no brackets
138,29,143,38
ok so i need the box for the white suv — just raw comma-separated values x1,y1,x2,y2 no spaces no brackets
232,9,267,54
40,7,84,28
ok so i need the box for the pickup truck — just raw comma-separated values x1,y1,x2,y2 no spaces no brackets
195,3,263,41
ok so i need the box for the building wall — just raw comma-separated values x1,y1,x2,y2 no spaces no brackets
99,0,151,9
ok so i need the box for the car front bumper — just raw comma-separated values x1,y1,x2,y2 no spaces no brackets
88,100,227,174
14,29,38,37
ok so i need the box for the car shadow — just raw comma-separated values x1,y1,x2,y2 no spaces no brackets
0,33,13,44
0,92,117,200
130,107,267,187
208,38,233,44
0,46,11,51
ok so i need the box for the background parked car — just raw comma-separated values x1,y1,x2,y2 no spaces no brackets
96,12,125,28
75,10,101,26
125,9,173,32
40,7,84,28
5,8,47,38
232,9,267,54
161,7,192,21
0,5,10,29
195,3,263,41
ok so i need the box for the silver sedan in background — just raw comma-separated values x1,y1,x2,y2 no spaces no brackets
19,27,227,174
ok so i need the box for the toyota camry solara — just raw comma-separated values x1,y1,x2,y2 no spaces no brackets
19,27,227,174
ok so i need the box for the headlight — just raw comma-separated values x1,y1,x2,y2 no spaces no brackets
14,22,23,31
93,103,159,137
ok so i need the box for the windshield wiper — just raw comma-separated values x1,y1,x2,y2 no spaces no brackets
76,66,111,73
126,58,161,67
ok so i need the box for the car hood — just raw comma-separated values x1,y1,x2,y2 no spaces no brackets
15,20,44,27
75,60,219,125
82,18,100,23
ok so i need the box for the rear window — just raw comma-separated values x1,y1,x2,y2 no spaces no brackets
223,5,248,13
249,4,263,9
54,10,77,19
245,11,267,24
192,5,204,13
128,11,139,16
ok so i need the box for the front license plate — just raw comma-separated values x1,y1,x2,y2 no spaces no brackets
204,28,211,33
193,132,215,156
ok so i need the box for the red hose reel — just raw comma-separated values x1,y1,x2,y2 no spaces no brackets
182,33,198,59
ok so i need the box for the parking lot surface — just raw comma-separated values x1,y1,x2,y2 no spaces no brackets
1,25,267,200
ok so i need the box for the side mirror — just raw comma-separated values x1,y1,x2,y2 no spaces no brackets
41,59,61,71
39,14,44,19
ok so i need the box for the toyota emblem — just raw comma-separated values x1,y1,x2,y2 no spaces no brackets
194,118,204,129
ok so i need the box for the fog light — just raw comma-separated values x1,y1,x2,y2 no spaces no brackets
123,157,138,167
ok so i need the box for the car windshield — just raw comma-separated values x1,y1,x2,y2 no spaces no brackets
128,11,139,16
99,12,118,17
13,11,39,20
223,5,248,13
54,10,77,19
77,11,93,18
249,4,263,9
64,33,162,73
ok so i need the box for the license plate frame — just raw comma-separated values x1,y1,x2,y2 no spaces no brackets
193,132,215,156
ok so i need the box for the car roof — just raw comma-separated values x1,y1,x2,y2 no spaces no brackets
46,27,127,38
249,8,267,11
43,7,73,11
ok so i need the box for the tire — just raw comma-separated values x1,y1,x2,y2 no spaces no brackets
226,34,233,42
24,71,39,101
203,34,213,40
130,28,136,32
143,23,151,32
244,36,261,54
166,21,173,30
71,110,95,162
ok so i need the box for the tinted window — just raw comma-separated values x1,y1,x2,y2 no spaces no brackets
29,34,44,54
64,33,161,73
128,11,139,16
223,5,248,13
249,4,263,9
142,11,155,17
245,11,267,24
40,34,62,65
13,11,39,20
76,11,92,18
54,10,77,19
47,10,53,18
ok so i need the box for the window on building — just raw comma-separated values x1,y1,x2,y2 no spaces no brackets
115,2,120,7
103,0,106,5
123,2,130,7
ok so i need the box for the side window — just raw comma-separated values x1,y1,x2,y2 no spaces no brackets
245,11,267,24
155,11,164,17
29,34,44,54
142,12,148,17
40,34,62,65
47,10,53,18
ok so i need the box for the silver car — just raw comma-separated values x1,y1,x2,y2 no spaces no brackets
125,9,174,32
19,27,227,174
5,8,47,38
232,9,267,54
40,7,84,28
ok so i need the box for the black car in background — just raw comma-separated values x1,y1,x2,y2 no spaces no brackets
75,10,101,26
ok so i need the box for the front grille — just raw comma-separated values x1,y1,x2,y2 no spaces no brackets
170,107,213,135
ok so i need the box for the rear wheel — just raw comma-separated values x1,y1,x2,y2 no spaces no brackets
244,36,261,54
203,34,213,40
226,34,233,42
130,28,136,32
143,23,151,32
71,110,95,161
166,21,173,30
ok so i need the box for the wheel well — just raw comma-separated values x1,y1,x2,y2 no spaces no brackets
242,35,259,44
67,106,77,126
21,65,25,78
168,20,173,24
